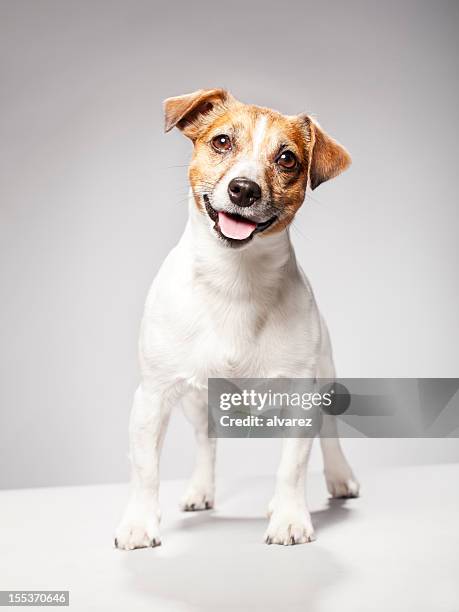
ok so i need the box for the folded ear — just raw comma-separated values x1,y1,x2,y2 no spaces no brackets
163,88,231,140
304,117,351,190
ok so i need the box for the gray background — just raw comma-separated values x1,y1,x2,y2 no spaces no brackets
1,0,458,489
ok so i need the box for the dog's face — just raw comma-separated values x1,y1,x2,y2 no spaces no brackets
164,89,351,248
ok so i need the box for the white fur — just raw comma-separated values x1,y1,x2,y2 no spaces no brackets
115,189,359,549
252,115,268,159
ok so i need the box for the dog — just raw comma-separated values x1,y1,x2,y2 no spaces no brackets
115,89,359,549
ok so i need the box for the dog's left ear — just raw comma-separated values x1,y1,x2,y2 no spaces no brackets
303,116,351,190
164,89,232,140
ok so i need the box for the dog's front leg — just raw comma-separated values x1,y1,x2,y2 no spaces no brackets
265,437,315,545
180,390,216,511
115,384,171,550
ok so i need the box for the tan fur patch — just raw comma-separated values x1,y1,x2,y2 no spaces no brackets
305,116,351,190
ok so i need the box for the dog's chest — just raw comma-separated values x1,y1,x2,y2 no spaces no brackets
140,234,320,387
188,304,275,377
142,277,318,386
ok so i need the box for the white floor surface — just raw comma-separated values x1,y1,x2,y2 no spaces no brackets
0,464,458,612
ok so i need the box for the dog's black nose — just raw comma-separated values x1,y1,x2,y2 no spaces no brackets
227,178,262,207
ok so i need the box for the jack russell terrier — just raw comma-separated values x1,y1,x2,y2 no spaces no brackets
115,89,359,549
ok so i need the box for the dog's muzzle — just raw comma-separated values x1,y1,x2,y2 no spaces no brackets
203,195,277,246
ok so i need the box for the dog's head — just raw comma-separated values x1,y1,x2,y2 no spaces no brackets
164,89,351,248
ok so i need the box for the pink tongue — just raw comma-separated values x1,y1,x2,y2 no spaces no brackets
218,211,257,240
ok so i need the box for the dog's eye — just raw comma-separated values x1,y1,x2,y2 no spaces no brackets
211,134,232,152
277,150,297,169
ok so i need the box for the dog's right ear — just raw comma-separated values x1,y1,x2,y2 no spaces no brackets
163,89,231,140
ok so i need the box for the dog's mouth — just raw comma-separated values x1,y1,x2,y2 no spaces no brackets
203,195,277,246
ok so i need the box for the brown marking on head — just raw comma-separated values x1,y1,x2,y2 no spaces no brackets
164,89,351,244
164,89,234,139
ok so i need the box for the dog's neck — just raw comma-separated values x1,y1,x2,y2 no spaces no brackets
181,193,297,301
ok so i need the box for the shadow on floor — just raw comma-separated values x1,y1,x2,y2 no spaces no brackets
122,498,356,612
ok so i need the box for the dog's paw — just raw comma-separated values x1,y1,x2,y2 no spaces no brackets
180,484,214,511
264,506,315,545
114,506,161,550
325,470,360,499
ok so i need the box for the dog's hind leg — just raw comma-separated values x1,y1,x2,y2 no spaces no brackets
320,415,360,499
317,316,360,498
114,383,172,550
180,389,216,511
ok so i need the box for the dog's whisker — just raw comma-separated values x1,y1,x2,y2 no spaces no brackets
173,197,193,206
160,164,191,169
304,192,324,206
290,221,311,242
